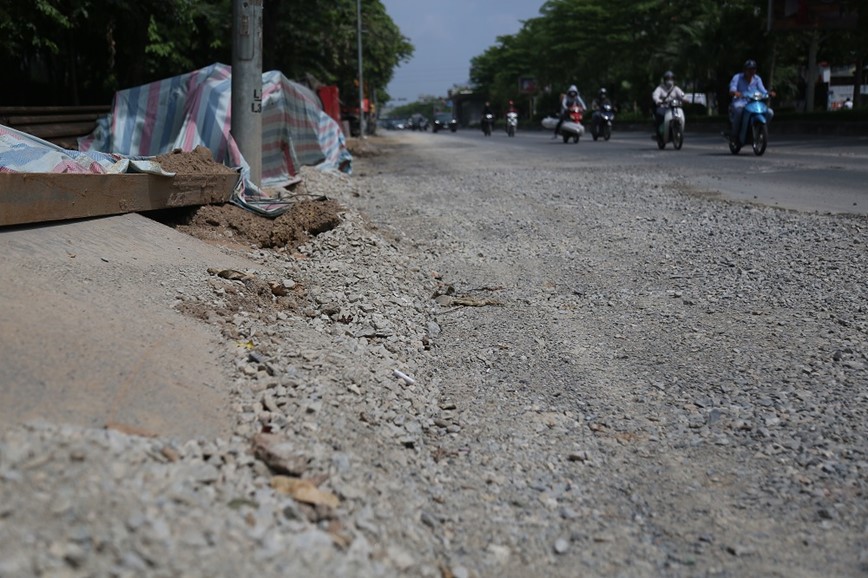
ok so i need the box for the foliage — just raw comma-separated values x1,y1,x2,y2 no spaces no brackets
0,0,412,107
386,97,446,120
263,0,413,107
468,0,864,117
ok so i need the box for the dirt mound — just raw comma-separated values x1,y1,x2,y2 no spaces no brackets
177,198,343,250
154,145,238,174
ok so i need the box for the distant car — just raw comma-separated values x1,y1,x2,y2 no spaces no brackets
432,112,458,133
378,117,402,130
408,113,429,131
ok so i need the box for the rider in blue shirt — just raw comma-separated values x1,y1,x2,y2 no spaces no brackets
728,59,774,136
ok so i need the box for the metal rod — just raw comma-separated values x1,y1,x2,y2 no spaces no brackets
357,0,366,139
231,0,263,186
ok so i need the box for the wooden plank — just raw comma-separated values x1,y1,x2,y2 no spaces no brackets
3,113,105,125
0,105,111,116
12,121,100,140
45,137,82,150
0,172,239,227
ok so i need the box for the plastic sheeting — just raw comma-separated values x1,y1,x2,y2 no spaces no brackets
0,124,178,177
79,63,352,216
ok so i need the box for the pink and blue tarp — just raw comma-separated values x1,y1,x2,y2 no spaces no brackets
79,63,352,215
0,124,180,177
0,64,350,216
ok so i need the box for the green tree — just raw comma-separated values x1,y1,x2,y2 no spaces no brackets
262,0,412,107
469,0,782,118
0,0,411,107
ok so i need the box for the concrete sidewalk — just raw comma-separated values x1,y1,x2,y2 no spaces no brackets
0,214,261,440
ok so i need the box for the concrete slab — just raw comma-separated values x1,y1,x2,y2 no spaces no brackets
0,214,256,440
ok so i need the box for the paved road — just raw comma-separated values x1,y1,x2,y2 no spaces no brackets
424,127,868,215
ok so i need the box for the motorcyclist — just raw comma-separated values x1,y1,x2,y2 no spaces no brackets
591,88,611,111
554,85,583,138
482,101,494,133
652,71,685,137
728,59,774,137
505,99,518,132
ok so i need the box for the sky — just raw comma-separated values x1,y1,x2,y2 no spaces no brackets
379,0,546,104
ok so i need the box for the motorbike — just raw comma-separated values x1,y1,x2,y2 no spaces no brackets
505,111,518,137
656,98,685,150
590,103,615,141
481,113,494,137
728,92,771,156
541,104,585,143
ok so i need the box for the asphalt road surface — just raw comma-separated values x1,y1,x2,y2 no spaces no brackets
428,125,868,216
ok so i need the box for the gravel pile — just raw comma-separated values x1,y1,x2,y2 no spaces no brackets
1,133,865,578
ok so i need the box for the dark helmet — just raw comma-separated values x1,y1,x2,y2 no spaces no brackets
744,59,758,70
663,70,675,81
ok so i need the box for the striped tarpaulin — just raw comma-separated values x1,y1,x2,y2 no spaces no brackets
79,63,352,216
0,125,168,175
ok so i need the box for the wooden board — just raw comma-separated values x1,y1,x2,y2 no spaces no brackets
0,172,240,227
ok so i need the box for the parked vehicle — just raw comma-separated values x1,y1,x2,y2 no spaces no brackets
341,105,375,136
728,92,771,156
590,103,615,141
541,104,585,143
656,98,685,150
481,113,494,137
505,111,518,137
378,117,403,130
408,113,430,131
432,112,458,133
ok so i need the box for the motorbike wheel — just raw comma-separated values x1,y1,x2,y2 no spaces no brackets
507,125,515,137
450,126,457,133
672,122,683,150
752,123,768,156
562,133,570,143
573,134,580,143
728,137,741,155
603,124,611,141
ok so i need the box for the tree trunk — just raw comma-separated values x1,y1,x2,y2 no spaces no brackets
262,0,282,72
768,33,776,93
67,30,80,105
806,31,819,112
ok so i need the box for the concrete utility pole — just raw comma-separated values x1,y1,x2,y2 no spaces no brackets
231,0,263,187
357,0,366,139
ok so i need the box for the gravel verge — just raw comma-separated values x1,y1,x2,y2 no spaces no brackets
1,131,865,578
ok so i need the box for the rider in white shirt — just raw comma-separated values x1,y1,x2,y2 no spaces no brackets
651,71,685,137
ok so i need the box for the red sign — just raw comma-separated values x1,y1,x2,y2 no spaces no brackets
519,77,537,94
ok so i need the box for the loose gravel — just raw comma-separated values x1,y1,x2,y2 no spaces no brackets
1,132,865,578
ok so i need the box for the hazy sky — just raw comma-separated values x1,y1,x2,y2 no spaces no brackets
380,0,545,104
